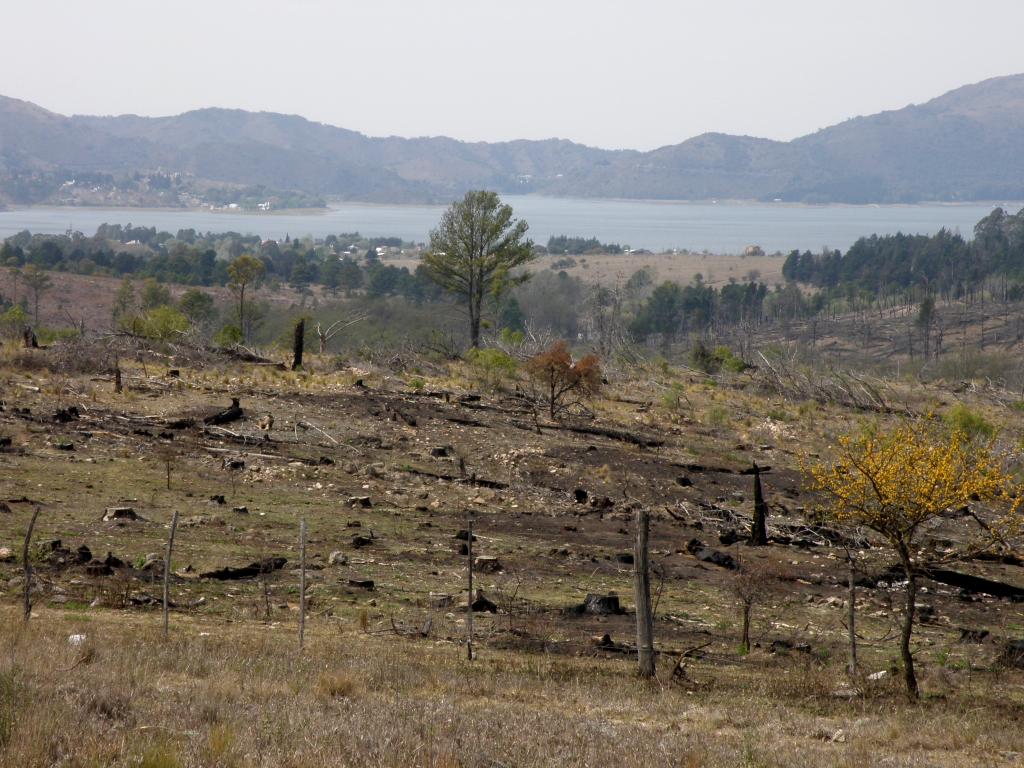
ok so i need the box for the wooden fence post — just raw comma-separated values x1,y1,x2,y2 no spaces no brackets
466,512,474,661
299,518,307,650
23,506,40,623
633,508,655,678
847,550,858,677
162,510,179,640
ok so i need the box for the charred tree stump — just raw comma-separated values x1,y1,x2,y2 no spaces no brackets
292,319,305,371
749,462,769,546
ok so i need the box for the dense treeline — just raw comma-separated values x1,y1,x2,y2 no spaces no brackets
0,225,440,302
782,207,1024,300
547,235,623,255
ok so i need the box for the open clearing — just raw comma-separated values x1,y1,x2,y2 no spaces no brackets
0,343,1023,766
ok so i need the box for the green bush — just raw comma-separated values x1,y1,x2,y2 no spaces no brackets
944,403,994,439
213,324,244,348
0,305,28,338
690,341,748,374
137,307,190,340
466,347,518,390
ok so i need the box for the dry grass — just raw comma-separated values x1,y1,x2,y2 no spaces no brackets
1,609,1023,767
2,342,1024,765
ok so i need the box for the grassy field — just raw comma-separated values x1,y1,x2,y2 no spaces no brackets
387,250,788,290
1,341,1023,765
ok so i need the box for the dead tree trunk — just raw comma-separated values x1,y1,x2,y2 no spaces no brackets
299,518,307,650
292,319,305,371
23,506,40,623
466,512,475,661
750,462,769,545
897,544,919,699
162,511,179,640
633,508,655,678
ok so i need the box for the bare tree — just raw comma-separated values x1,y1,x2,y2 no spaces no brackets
22,266,51,327
314,314,366,354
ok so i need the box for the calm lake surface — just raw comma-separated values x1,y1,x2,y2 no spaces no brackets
1,197,1019,253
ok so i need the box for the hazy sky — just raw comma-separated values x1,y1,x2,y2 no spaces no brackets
2,0,1022,150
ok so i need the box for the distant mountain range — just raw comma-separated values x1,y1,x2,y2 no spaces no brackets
2,73,1024,206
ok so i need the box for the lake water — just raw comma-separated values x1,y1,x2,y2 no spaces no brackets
0,197,1019,254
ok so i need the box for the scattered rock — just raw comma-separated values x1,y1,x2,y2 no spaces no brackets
139,553,163,572
958,628,990,643
770,639,811,654
686,539,738,569
52,406,80,423
103,552,126,569
471,590,497,613
102,507,141,522
328,551,348,566
85,560,113,576
0,547,13,562
568,593,623,616
999,640,1024,668
867,670,889,681
718,528,740,546
430,592,454,608
696,547,738,569
474,556,502,573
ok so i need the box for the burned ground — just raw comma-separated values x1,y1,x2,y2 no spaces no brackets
1,345,1024,765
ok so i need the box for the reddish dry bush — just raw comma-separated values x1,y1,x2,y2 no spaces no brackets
525,340,601,419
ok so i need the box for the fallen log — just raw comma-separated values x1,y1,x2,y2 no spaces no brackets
201,557,287,580
512,420,663,448
398,466,508,489
204,398,244,426
924,568,1024,601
